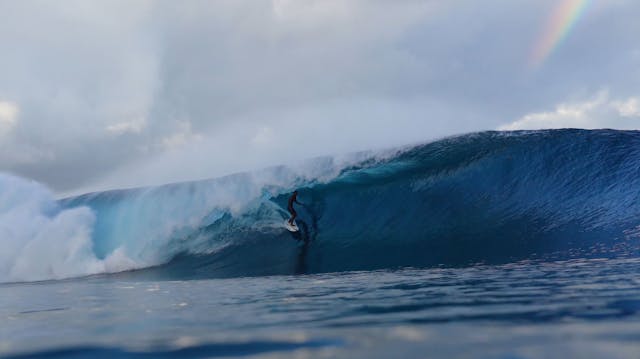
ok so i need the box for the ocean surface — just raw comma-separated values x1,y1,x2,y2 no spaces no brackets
1,129,640,358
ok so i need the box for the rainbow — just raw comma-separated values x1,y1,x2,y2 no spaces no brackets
530,0,591,68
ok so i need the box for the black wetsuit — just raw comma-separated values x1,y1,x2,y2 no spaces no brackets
288,193,299,224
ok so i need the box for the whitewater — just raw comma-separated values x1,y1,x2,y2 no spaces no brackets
2,129,639,283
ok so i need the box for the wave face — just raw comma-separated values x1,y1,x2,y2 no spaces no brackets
2,129,640,282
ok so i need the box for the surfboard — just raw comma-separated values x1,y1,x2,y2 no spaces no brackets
284,219,299,232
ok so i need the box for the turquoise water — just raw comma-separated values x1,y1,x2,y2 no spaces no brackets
2,257,640,358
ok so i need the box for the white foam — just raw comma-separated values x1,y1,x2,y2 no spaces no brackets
0,174,137,283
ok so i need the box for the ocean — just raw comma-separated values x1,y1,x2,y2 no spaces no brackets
1,129,639,358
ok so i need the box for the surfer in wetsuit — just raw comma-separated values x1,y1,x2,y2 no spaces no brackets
288,191,301,225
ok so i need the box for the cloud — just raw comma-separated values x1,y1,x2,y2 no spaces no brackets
106,116,147,135
0,101,51,166
498,92,640,130
159,120,203,151
0,101,18,123
0,1,639,193
0,101,18,137
271,0,349,22
612,97,640,117
251,126,275,147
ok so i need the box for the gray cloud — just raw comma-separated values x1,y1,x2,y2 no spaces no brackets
0,0,638,194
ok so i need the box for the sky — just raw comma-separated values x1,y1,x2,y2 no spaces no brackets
0,0,638,195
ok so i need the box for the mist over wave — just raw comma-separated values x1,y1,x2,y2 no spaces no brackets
2,129,640,283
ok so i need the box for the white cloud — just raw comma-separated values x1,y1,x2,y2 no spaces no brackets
0,101,18,137
612,98,640,117
251,126,275,147
160,120,203,151
499,92,640,131
272,0,349,22
106,116,147,135
0,101,54,166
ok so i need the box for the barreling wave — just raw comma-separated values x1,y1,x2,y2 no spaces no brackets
2,129,640,283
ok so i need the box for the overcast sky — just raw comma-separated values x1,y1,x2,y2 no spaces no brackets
0,0,638,195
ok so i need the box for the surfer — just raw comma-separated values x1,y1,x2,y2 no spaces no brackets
288,190,301,225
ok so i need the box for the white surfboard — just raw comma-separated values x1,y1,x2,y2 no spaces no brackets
284,219,299,232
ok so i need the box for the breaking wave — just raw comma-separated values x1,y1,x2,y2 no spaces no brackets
2,129,640,283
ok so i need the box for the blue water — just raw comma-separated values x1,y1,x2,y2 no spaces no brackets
1,129,640,358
